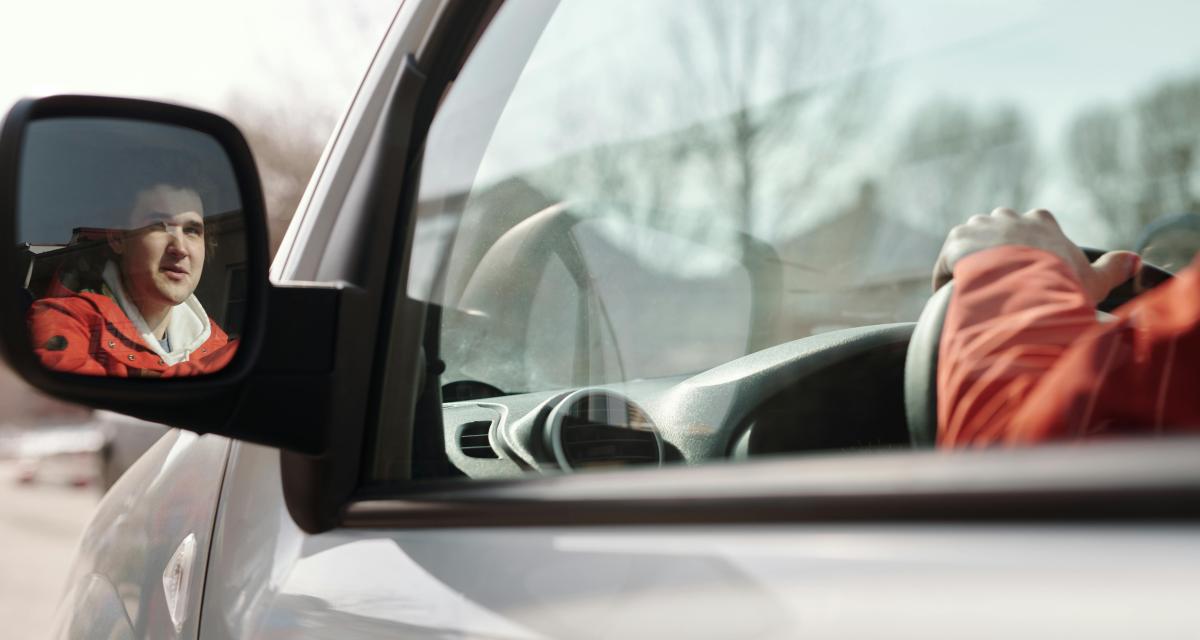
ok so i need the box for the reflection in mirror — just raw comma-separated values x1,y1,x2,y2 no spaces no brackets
16,118,245,377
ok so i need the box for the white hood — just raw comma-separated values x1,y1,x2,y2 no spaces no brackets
103,261,212,365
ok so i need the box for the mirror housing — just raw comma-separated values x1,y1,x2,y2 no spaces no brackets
0,95,332,455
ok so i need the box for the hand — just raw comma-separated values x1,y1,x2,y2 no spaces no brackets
933,207,1141,305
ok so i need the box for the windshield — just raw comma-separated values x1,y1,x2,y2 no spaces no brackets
414,0,1200,396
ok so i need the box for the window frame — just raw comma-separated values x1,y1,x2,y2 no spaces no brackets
346,0,1200,531
345,438,1200,528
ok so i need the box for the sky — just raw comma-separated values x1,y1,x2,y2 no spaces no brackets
0,0,398,122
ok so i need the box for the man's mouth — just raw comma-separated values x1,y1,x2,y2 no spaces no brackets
160,265,189,281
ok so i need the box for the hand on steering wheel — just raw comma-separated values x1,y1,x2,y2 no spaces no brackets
905,207,1172,447
932,207,1141,303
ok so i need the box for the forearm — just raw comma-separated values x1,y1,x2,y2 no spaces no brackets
937,246,1098,446
939,246,1200,444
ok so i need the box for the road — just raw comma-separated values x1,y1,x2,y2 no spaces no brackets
0,460,101,639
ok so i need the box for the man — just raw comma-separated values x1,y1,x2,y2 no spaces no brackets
933,207,1200,445
28,182,236,377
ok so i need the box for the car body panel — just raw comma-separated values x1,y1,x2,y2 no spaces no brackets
53,574,135,640
202,441,1200,639
52,430,231,640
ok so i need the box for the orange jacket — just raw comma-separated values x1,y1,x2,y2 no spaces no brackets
937,245,1200,446
28,292,236,377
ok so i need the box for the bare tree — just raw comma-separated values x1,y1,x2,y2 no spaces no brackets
224,89,334,255
527,0,881,253
1067,76,1200,247
1134,78,1200,226
219,0,391,254
891,100,1037,233
1067,106,1139,244
664,0,882,238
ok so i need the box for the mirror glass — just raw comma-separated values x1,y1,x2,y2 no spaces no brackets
16,117,245,377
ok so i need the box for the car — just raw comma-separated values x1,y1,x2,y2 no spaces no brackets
2,1,1199,638
8,424,104,487
5,414,166,490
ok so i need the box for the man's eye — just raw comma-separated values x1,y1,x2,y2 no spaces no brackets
185,225,204,237
149,221,169,233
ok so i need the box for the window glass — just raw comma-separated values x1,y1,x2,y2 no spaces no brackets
396,0,1200,481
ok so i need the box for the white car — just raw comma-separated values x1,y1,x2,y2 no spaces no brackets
10,425,103,487
1,1,1198,638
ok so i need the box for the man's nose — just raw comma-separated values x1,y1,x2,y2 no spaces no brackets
164,227,189,255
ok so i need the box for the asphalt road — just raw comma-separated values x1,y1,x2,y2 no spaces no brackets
0,460,101,639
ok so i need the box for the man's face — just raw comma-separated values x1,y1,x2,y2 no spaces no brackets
110,184,206,314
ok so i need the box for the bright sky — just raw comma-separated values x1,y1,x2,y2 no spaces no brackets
8,0,1200,249
0,0,398,119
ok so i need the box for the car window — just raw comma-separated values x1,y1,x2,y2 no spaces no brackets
379,0,1200,483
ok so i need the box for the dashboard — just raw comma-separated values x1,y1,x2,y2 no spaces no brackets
442,323,915,479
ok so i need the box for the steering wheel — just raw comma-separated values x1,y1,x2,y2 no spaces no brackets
903,247,1174,447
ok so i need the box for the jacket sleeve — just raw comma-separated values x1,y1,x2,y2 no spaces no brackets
28,299,109,376
937,246,1200,446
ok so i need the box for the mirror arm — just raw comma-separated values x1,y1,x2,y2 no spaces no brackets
219,282,346,454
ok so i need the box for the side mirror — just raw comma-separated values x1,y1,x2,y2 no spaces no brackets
0,96,278,443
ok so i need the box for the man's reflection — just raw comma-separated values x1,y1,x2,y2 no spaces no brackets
28,180,237,376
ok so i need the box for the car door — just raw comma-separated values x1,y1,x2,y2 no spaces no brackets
192,1,1200,638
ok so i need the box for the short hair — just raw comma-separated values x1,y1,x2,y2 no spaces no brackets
117,153,221,256
120,153,221,220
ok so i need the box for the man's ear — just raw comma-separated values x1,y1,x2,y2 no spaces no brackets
106,229,124,255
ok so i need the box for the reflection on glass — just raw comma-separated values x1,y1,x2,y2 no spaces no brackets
421,0,1200,403
17,118,245,377
1137,213,1200,273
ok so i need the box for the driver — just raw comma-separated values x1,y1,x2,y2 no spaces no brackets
28,179,237,377
933,207,1200,445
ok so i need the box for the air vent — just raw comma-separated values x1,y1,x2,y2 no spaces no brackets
546,390,662,470
458,421,499,459
560,421,660,467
